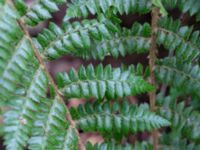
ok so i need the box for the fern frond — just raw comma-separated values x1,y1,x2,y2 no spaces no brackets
34,19,118,60
75,22,151,60
28,97,78,150
181,0,200,21
13,0,27,16
3,67,48,150
20,0,66,26
64,0,152,20
70,101,170,139
0,37,36,99
184,112,200,142
86,141,153,150
159,98,200,149
1,2,78,149
160,141,200,150
56,64,154,100
162,0,200,21
156,57,200,97
121,63,150,79
161,96,200,142
157,17,200,62
159,101,193,131
0,4,33,100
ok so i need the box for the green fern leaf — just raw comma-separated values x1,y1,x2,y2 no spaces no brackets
70,101,170,139
75,22,151,60
14,0,27,16
56,64,154,100
0,4,32,100
22,0,66,26
158,94,200,150
156,57,200,98
1,3,78,150
34,19,118,60
86,141,153,150
184,113,200,142
3,67,48,150
28,97,78,150
162,0,200,21
64,0,152,21
181,0,200,21
157,17,200,62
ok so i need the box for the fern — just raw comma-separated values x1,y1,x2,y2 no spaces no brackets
156,57,200,97
15,0,67,26
3,67,48,150
70,101,170,139
28,97,78,150
157,17,200,62
64,0,152,21
157,92,200,150
0,2,79,150
1,0,199,149
0,4,25,100
162,0,200,21
77,22,151,60
34,18,118,60
56,64,154,99
86,141,153,150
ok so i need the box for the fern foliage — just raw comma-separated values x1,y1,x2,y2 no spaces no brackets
157,17,200,62
0,4,25,100
65,0,152,20
4,67,48,150
1,0,199,149
86,141,153,150
75,22,151,60
157,92,200,150
156,57,200,97
162,0,200,21
28,97,78,150
18,0,66,26
34,18,118,60
56,64,154,100
70,101,170,139
0,2,78,150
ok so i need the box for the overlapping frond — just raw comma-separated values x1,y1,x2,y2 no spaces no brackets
184,112,200,142
3,67,48,150
56,64,154,100
86,141,153,150
1,0,199,149
156,57,200,97
28,97,78,150
75,22,151,60
34,18,118,60
0,4,32,100
0,3,49,150
162,0,200,21
157,17,200,62
160,140,200,150
160,101,193,133
64,0,152,20
16,0,66,26
158,94,200,150
180,0,200,21
158,93,200,142
1,2,78,150
70,101,170,139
